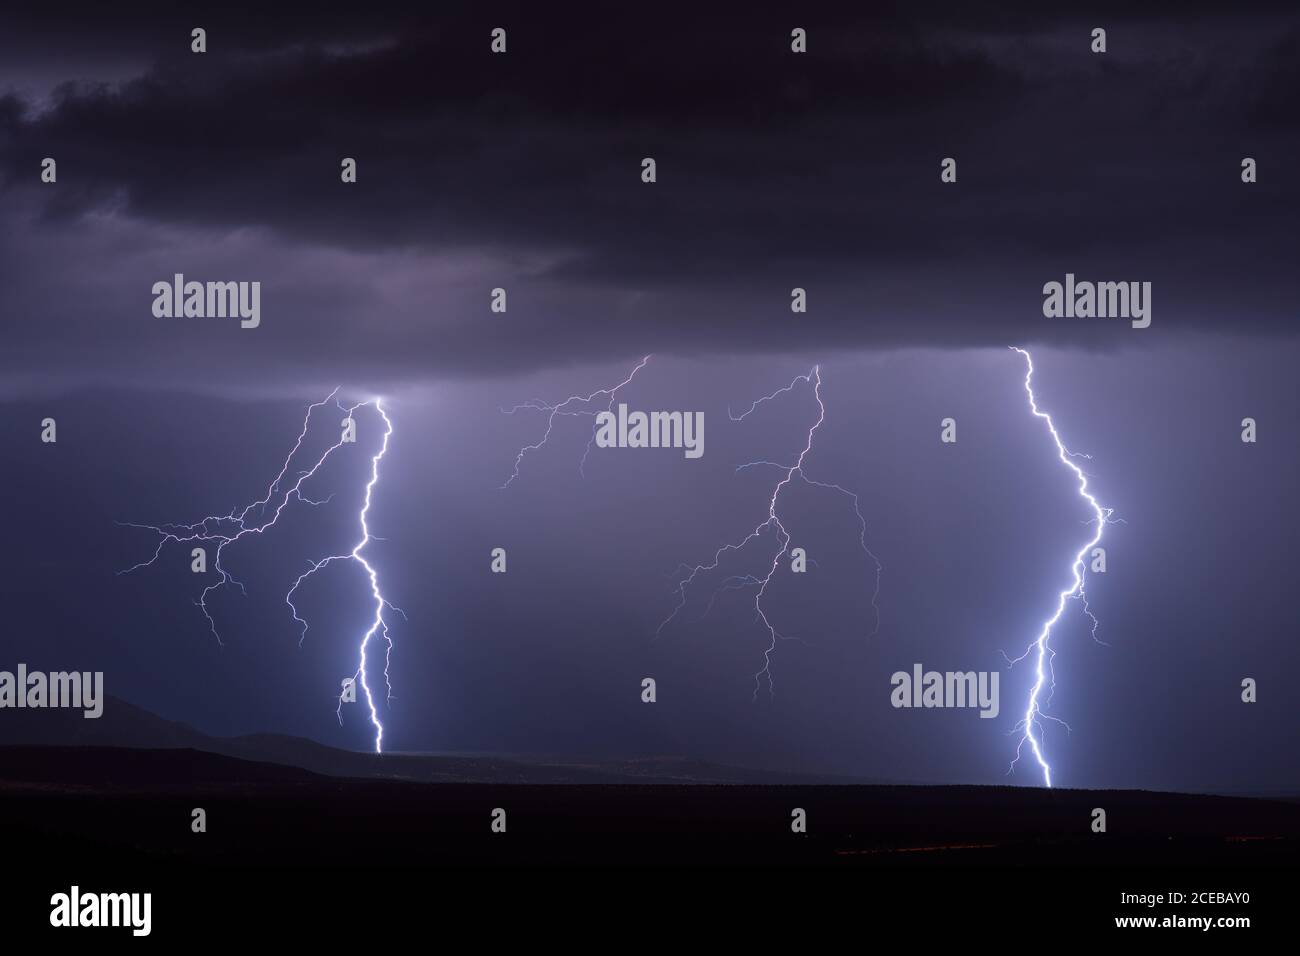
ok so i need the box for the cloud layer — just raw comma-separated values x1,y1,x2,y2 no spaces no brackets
1,3,1297,388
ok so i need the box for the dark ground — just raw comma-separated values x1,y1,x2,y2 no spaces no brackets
1,704,1292,939
2,745,1298,868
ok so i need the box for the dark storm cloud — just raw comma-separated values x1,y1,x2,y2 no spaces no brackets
0,2,1297,386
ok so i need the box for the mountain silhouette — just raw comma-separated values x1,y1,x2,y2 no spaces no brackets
0,694,876,784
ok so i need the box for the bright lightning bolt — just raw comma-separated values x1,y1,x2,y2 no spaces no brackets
500,355,652,488
657,366,882,700
1004,347,1115,788
118,391,402,753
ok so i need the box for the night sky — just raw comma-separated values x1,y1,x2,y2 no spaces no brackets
0,2,1295,793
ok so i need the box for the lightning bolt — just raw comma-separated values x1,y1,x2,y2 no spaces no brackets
1004,347,1115,787
500,355,652,488
117,391,402,753
657,365,882,700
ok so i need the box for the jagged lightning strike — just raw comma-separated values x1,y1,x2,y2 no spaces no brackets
657,366,882,700
117,390,402,753
1005,347,1115,788
500,355,652,488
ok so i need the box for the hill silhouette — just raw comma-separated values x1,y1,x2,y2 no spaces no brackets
0,694,875,784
